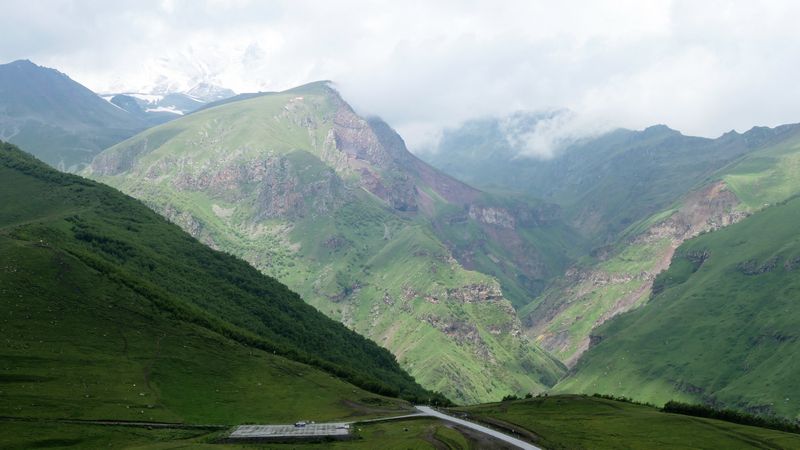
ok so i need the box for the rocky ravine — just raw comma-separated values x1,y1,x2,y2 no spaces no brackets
523,180,747,366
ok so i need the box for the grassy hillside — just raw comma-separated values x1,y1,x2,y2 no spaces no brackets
556,195,800,418
454,395,800,449
0,140,439,424
0,417,510,449
722,126,800,209
86,82,567,403
7,394,800,449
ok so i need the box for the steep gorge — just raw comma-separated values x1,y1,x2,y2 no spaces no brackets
522,181,747,366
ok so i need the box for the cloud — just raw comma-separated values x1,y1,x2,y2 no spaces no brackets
1,0,800,149
500,111,614,159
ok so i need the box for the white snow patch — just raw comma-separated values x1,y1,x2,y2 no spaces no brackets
145,106,184,115
99,95,126,111
124,93,165,105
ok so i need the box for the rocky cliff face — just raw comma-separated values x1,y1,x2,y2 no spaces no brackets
312,92,420,211
304,90,480,214
277,89,573,311
91,136,153,176
331,102,395,168
636,181,745,245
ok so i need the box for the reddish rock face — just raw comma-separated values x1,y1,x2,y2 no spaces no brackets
319,91,482,214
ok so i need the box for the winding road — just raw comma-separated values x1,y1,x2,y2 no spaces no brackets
414,406,540,450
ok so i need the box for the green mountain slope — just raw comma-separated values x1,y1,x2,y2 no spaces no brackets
86,82,568,403
722,126,800,209
555,195,800,418
0,60,147,171
0,141,435,426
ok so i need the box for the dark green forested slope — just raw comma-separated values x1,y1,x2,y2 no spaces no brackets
0,141,439,421
556,195,800,418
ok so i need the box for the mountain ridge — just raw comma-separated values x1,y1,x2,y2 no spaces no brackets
86,82,571,403
420,111,800,243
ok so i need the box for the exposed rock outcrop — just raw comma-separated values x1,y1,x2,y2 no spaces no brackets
737,257,778,275
468,205,516,229
91,137,154,176
166,154,346,220
446,283,504,303
635,181,746,246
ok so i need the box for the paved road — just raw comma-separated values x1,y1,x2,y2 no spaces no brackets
415,406,541,450
356,413,427,423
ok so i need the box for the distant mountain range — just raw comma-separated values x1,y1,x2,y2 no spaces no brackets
421,111,797,244
0,60,147,171
0,59,236,171
100,83,236,125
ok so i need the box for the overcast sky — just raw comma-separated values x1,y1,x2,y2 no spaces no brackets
2,0,800,150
